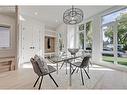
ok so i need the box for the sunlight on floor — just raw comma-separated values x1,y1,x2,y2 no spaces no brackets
21,61,114,72
89,65,115,71
21,62,32,68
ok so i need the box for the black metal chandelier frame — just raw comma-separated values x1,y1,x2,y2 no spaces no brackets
63,6,84,25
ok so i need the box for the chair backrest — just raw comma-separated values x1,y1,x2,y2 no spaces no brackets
80,56,90,68
34,55,49,74
30,58,42,76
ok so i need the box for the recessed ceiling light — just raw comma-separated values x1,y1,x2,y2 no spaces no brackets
34,12,38,15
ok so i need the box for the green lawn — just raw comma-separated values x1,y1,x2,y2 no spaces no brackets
102,56,127,66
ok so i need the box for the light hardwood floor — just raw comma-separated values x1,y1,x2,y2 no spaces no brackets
0,62,127,89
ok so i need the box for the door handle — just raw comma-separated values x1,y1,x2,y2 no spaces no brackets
30,47,35,49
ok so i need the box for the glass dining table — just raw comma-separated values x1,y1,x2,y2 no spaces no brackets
48,55,82,86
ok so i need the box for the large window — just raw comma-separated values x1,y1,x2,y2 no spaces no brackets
102,8,127,66
79,24,84,49
78,21,93,50
86,21,92,50
0,26,10,49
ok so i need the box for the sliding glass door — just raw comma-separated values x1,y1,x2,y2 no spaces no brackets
117,17,127,66
102,24,114,64
102,8,127,66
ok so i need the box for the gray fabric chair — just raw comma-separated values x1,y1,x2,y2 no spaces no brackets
71,56,91,85
30,57,58,89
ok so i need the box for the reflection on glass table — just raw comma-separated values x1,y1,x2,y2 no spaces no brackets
47,54,82,86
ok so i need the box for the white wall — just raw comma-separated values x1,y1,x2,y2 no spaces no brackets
0,14,16,57
45,29,56,37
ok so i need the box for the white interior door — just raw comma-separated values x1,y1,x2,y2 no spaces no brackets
32,24,41,55
21,22,41,63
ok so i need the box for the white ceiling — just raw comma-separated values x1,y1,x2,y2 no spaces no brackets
20,6,113,28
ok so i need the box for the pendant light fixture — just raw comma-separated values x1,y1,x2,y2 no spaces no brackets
63,6,84,25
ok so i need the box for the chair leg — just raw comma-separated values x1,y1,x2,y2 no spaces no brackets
38,76,43,90
89,61,92,66
76,68,79,73
66,62,67,74
71,66,74,71
71,67,77,75
56,63,58,74
49,74,58,87
83,68,90,79
80,68,84,85
33,76,40,87
59,61,64,70
87,64,89,73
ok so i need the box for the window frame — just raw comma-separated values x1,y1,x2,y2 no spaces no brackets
0,25,11,50
101,7,127,64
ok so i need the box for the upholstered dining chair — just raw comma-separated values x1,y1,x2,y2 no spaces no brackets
30,55,58,89
71,56,91,85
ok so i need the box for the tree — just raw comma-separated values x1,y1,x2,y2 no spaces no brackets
117,13,127,50
104,26,113,44
86,21,92,48
79,32,84,49
104,13,127,50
